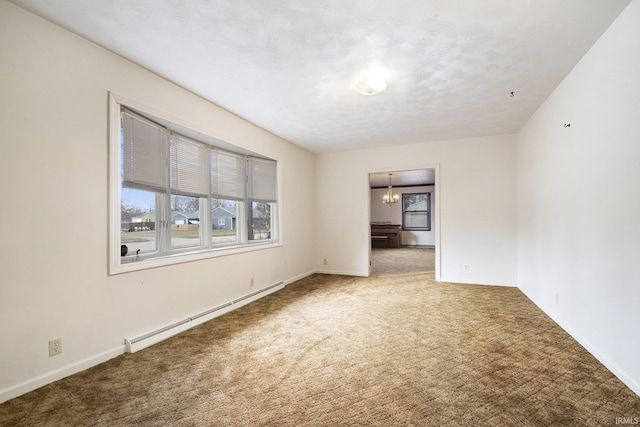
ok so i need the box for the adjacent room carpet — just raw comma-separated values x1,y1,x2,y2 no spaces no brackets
1,248,638,426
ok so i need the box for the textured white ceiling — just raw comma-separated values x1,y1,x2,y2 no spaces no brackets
10,0,630,153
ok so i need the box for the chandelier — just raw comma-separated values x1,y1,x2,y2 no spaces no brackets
382,174,399,205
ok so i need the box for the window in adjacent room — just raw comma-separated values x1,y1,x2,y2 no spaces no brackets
402,193,430,231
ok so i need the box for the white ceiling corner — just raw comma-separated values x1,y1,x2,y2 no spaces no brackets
9,0,631,153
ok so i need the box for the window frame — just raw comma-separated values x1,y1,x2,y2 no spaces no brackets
402,192,431,231
109,93,281,275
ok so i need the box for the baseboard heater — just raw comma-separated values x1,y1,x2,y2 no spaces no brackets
125,281,285,353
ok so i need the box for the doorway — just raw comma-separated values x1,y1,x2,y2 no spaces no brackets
368,168,439,278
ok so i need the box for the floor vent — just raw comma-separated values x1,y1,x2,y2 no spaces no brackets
125,281,285,353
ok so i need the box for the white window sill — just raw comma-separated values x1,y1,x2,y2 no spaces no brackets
110,241,282,275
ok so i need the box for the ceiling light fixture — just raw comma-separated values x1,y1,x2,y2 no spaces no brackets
354,64,388,96
383,174,399,205
355,76,387,96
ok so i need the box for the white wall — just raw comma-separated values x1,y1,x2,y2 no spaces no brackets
517,0,640,395
370,185,435,246
316,134,517,284
6,0,636,403
0,2,315,402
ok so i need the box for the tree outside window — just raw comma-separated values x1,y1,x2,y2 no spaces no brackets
402,193,430,231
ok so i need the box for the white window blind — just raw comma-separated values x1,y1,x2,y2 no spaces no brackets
212,149,245,200
404,212,428,228
170,134,210,198
402,193,430,230
248,157,277,202
112,96,280,274
122,110,168,192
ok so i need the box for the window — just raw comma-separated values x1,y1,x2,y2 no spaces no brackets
110,94,279,273
212,199,238,245
402,193,430,231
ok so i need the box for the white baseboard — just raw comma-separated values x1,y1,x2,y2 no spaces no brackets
284,270,315,285
314,268,368,277
518,287,640,398
570,331,640,397
0,346,124,404
125,281,285,353
439,276,517,287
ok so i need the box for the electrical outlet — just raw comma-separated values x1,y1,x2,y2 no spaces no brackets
49,338,62,357
323,258,327,265
250,277,254,286
463,264,470,271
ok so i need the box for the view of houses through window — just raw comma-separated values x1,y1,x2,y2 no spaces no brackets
117,107,277,266
121,194,245,254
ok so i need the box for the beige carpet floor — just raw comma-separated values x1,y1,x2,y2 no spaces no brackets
371,247,435,276
2,248,639,426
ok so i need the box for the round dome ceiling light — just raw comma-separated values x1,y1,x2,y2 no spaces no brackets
354,76,387,96
354,64,388,96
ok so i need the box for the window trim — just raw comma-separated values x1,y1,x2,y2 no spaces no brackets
108,92,282,275
401,192,431,231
